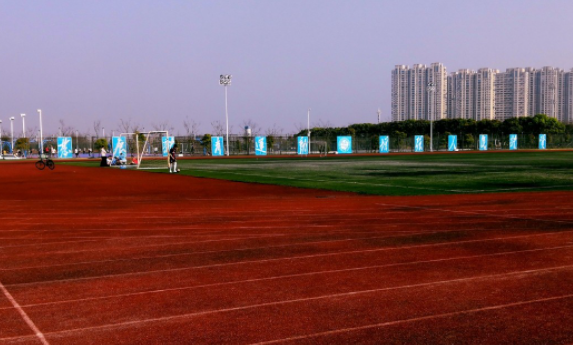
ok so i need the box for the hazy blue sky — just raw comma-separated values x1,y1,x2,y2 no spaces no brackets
1,0,573,136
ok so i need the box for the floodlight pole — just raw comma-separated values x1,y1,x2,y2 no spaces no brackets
219,74,232,156
21,114,26,138
377,109,381,124
38,109,43,153
427,82,436,152
10,117,15,153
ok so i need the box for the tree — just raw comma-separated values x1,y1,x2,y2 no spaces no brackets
93,138,108,151
58,119,75,136
200,134,212,153
211,120,225,136
15,138,30,152
93,120,102,138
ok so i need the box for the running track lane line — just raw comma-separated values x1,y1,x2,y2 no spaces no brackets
377,202,573,224
10,244,573,309
2,264,573,343
249,293,573,345
7,229,573,288
0,280,49,345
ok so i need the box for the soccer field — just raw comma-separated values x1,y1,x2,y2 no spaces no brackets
169,151,573,196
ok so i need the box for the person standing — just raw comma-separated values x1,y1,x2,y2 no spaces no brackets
169,144,178,173
100,147,108,167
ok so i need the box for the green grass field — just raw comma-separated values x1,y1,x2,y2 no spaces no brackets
67,151,573,196
171,151,573,196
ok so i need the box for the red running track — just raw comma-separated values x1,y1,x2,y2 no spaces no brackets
1,161,573,344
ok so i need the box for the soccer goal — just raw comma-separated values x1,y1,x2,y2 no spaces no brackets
310,140,328,157
113,131,171,169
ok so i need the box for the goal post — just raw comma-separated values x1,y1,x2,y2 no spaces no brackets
114,131,171,169
310,140,328,157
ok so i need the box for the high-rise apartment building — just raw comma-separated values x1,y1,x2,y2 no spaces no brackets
448,68,496,120
391,65,409,121
494,68,531,120
533,66,564,121
392,64,573,123
565,69,573,123
391,63,447,122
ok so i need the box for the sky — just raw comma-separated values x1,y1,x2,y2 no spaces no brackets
1,0,573,137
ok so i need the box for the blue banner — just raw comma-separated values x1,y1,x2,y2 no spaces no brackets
414,135,424,152
448,135,457,151
379,136,389,153
112,136,127,163
297,136,309,155
255,136,267,155
57,137,73,158
509,134,518,150
539,134,547,149
211,136,224,156
479,134,488,151
162,136,174,157
337,136,352,154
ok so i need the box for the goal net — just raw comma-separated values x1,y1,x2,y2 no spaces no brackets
310,141,328,157
112,131,171,169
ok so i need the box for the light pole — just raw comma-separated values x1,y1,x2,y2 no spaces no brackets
21,114,26,138
10,117,15,154
219,74,232,156
377,108,381,124
0,120,3,158
76,130,79,150
427,82,436,152
38,109,43,153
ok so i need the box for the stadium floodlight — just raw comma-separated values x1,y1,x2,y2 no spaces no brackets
10,117,15,154
377,109,381,124
427,82,436,152
38,109,43,153
219,74,232,156
21,114,25,138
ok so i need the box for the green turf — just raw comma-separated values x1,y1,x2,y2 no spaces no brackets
66,151,573,196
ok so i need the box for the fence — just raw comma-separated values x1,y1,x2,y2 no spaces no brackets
3,133,573,158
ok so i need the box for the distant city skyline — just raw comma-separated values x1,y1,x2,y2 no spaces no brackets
392,63,573,123
2,0,573,136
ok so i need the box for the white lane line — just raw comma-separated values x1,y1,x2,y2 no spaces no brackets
8,264,573,341
0,280,49,345
11,244,573,309
2,220,569,273
7,230,573,288
377,203,573,224
0,231,432,272
250,293,573,344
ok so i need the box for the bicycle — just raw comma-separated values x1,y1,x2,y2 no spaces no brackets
35,153,55,170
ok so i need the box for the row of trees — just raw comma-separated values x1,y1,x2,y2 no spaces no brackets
295,114,570,139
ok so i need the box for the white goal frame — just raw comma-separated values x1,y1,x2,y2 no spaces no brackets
117,131,170,169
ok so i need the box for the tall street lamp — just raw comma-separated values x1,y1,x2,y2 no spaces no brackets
219,74,232,156
21,114,26,138
10,117,15,153
38,109,43,153
427,82,436,152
